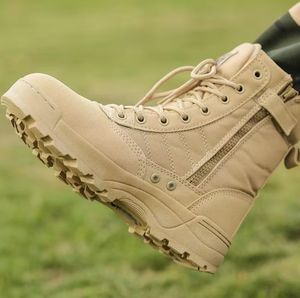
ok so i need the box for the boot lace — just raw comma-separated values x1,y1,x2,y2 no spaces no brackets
107,59,241,124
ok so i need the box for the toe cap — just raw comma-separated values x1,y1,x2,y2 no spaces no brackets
4,73,145,177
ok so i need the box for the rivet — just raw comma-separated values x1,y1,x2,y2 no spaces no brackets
166,181,176,191
150,173,160,183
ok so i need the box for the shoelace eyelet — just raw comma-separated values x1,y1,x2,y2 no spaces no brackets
117,112,126,119
236,84,244,94
201,107,209,115
254,70,262,79
136,115,146,124
221,96,229,103
160,116,169,125
181,114,190,123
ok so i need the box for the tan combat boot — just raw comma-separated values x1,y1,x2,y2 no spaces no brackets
2,43,300,274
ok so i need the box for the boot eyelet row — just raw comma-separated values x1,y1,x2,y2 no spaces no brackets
127,106,212,126
135,114,191,125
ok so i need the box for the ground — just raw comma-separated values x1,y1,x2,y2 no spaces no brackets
0,0,300,297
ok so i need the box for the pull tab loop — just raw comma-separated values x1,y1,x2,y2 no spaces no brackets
258,90,297,136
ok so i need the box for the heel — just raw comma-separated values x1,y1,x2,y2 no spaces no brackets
142,215,224,273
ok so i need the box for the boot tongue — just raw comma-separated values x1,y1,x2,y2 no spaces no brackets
216,43,260,78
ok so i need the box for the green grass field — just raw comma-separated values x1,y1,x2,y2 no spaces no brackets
0,1,300,297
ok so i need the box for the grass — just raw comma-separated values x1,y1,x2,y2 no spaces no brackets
0,0,299,297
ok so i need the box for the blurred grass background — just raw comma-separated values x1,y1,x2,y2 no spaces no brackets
0,0,300,297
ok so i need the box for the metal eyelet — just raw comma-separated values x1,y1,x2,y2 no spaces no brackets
150,173,160,184
160,116,169,125
221,95,229,103
117,112,126,120
166,181,176,191
181,114,190,123
136,115,146,124
236,84,245,94
201,107,209,115
254,70,262,80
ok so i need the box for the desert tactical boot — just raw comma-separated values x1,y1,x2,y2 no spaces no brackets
2,43,300,274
